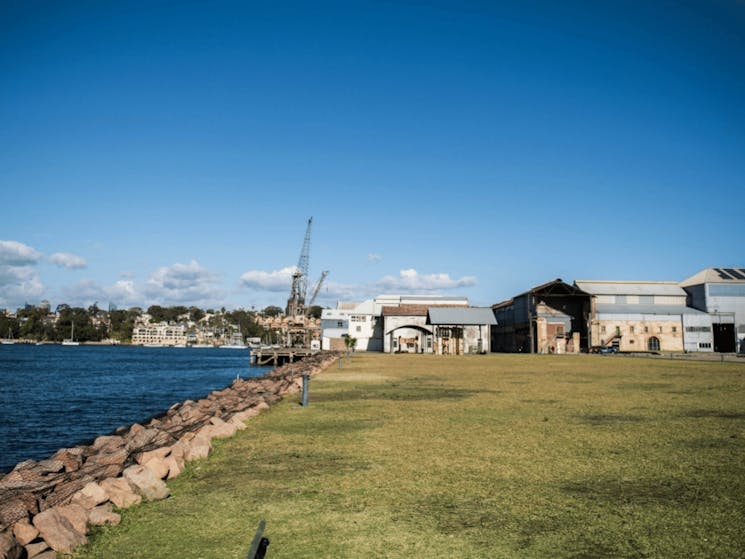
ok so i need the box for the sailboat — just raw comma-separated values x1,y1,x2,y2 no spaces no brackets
62,321,80,346
1,327,15,345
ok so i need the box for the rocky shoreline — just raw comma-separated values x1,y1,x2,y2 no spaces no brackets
0,351,339,559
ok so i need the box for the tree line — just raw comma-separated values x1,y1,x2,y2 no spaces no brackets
0,303,317,344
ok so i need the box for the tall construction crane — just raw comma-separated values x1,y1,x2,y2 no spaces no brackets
306,270,329,315
286,217,313,317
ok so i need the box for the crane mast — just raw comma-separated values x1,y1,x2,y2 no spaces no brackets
286,217,313,317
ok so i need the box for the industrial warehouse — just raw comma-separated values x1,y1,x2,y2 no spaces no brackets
322,267,745,355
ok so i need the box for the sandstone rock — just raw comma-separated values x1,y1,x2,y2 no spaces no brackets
41,476,93,510
25,540,50,557
12,519,38,546
85,447,129,467
125,427,174,453
203,417,237,439
71,482,109,510
91,435,125,454
28,551,56,559
183,435,211,462
79,462,123,481
123,465,170,501
99,478,141,509
32,508,87,553
88,503,121,527
0,497,34,530
228,415,247,430
165,456,184,480
56,504,88,535
51,448,84,473
0,529,24,559
143,457,169,480
135,446,171,465
35,460,64,475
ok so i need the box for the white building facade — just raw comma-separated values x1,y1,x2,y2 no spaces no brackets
681,268,745,353
321,295,469,352
575,280,713,353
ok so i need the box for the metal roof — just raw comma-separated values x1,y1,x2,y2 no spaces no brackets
426,307,497,325
595,304,709,316
575,280,686,297
680,267,745,286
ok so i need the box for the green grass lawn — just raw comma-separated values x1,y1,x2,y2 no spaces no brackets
72,354,745,558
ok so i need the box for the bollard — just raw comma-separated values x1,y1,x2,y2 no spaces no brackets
338,356,343,369
247,520,269,559
301,374,309,407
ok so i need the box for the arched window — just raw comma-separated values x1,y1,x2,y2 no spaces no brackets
648,337,660,351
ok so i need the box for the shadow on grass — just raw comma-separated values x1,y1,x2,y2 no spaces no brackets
560,478,706,506
311,383,487,403
264,417,385,436
576,413,646,425
680,409,745,419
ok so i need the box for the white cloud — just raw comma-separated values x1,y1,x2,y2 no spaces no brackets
367,253,382,264
50,252,87,269
0,240,44,308
0,240,41,266
61,279,142,308
376,268,477,292
144,260,224,306
239,266,296,292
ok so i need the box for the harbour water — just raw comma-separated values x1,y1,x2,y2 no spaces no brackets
0,344,271,472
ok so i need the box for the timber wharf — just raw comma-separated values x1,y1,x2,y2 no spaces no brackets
250,347,320,367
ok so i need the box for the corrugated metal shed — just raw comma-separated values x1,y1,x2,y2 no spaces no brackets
680,268,745,286
575,281,686,297
426,307,497,325
595,304,709,316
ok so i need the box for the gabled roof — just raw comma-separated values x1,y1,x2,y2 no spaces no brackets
492,278,588,309
382,303,467,317
680,267,745,286
426,307,497,326
574,280,686,297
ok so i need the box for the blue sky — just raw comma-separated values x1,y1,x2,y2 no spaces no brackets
1,0,744,311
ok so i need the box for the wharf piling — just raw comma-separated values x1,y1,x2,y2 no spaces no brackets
250,347,318,367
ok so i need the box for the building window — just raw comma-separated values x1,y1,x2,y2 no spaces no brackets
337,321,344,328
699,342,712,349
615,326,621,336
600,326,606,333
686,326,712,332
630,326,635,334
658,326,663,333
648,337,660,351
356,326,361,332
672,326,677,333
644,326,649,333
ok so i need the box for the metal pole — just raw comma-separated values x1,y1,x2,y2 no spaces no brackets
301,374,309,407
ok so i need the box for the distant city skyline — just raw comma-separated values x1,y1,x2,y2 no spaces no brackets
2,1,744,311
